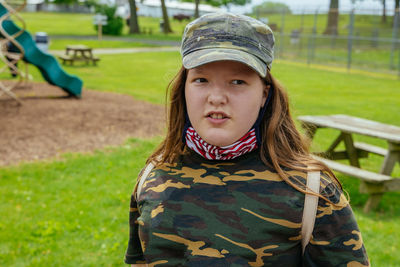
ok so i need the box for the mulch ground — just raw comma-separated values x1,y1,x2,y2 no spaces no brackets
0,81,165,166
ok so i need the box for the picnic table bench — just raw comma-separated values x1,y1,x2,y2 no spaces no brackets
59,45,100,66
298,114,400,212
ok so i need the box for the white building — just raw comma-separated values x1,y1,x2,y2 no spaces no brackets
24,0,92,13
24,0,44,12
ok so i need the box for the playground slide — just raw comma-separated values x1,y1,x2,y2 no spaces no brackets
0,3,82,97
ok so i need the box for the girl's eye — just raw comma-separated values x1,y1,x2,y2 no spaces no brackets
194,78,207,83
232,80,246,85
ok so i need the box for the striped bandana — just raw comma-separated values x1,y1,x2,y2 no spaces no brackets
185,126,258,160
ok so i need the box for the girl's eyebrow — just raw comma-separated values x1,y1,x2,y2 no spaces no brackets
229,70,253,77
190,68,205,74
231,70,246,76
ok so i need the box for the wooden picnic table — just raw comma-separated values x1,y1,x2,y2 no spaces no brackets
298,114,400,212
59,45,100,65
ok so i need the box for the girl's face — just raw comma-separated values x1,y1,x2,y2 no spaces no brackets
185,61,268,147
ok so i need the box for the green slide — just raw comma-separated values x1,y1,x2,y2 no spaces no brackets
0,4,82,97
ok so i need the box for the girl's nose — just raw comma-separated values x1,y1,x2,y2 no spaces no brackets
207,84,227,105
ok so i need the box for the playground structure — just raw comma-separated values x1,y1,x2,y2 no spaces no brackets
0,0,26,104
0,0,83,104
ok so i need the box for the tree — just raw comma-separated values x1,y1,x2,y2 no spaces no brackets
252,1,291,18
94,4,124,35
381,0,387,23
374,0,400,25
194,0,200,18
128,0,140,33
372,0,386,23
161,0,173,33
324,0,339,35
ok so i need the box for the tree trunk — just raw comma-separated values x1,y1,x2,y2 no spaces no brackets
382,0,386,23
128,0,140,34
160,0,173,33
395,0,400,27
323,0,339,35
194,0,200,18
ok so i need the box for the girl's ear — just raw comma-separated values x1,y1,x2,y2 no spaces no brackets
261,84,271,108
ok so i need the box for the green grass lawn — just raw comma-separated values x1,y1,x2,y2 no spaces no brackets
1,52,400,265
273,33,400,74
0,138,159,266
19,12,95,36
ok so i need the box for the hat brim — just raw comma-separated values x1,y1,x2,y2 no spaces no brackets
182,48,268,78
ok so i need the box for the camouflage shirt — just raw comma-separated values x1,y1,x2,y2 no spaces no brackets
125,150,369,266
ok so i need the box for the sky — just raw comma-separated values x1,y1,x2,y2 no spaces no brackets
227,0,395,15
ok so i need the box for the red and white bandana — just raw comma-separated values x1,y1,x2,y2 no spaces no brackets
185,127,258,160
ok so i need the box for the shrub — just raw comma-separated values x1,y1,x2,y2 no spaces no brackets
94,4,124,36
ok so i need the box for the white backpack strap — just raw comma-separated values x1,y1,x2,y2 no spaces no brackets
136,162,155,200
301,171,320,254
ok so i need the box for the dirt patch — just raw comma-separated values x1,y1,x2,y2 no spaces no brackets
0,82,165,166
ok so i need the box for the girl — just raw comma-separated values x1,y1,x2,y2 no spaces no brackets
125,13,369,266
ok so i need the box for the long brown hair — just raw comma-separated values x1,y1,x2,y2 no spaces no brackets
147,66,343,203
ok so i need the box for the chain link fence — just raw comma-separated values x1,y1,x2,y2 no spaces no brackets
255,7,400,77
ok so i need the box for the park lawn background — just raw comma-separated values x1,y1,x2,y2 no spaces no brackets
1,8,400,267
1,50,400,266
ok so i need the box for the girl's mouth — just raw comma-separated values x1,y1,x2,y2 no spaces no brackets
206,111,229,119
209,113,227,119
206,112,229,124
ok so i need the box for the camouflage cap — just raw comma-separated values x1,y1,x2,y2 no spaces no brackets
181,12,275,78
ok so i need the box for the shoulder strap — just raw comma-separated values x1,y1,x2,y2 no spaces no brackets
136,162,155,200
301,171,320,254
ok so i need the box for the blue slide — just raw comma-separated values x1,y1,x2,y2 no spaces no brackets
0,4,82,97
